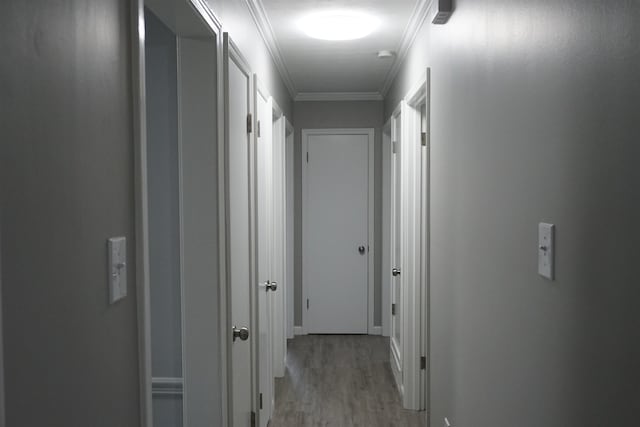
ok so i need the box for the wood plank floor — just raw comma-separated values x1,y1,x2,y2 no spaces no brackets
270,335,424,427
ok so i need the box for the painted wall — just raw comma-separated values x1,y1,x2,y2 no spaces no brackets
0,0,140,425
293,101,385,328
207,0,293,119
385,1,640,426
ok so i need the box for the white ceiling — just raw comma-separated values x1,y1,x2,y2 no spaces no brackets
258,0,422,96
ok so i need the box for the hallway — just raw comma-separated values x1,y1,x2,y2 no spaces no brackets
271,336,423,427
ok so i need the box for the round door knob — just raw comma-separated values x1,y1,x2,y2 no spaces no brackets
232,326,250,342
358,245,366,254
266,281,278,292
392,268,401,277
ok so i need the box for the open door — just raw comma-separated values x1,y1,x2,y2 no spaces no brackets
388,69,430,411
271,103,287,379
254,77,275,427
389,106,404,397
224,34,256,427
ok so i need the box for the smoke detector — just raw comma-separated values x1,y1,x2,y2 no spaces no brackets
377,50,395,58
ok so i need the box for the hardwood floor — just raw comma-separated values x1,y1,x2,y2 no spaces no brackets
270,335,424,427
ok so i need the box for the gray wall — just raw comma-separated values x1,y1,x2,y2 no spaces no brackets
0,0,140,426
385,1,640,426
293,101,384,327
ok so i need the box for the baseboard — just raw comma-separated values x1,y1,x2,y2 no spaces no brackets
370,326,382,336
293,326,305,336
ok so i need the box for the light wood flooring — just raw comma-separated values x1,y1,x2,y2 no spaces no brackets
270,335,424,427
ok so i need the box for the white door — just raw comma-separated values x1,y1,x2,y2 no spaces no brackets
255,84,274,427
271,116,287,378
225,35,254,427
303,130,372,334
390,112,403,385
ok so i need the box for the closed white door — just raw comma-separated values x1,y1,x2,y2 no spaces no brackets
390,113,403,381
225,36,254,427
255,85,274,427
271,116,287,378
303,130,372,334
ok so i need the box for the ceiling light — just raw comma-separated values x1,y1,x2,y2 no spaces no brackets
377,50,395,58
299,11,380,41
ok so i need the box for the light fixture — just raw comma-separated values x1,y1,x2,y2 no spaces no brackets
298,11,380,41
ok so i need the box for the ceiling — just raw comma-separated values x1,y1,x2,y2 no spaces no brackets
256,0,424,98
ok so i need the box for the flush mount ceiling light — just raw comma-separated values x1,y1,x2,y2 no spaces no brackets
298,11,380,41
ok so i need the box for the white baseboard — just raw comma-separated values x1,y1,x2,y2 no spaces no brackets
294,326,382,335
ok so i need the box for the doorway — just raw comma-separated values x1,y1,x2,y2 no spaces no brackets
140,1,223,425
301,129,375,335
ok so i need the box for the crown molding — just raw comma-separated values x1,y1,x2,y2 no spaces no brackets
295,92,384,102
380,0,434,97
244,0,298,99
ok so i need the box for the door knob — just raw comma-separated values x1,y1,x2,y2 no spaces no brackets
266,280,278,292
392,268,401,277
232,326,250,342
358,245,366,255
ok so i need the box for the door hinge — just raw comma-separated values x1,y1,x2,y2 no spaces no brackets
421,132,428,147
392,140,398,154
259,393,263,410
391,303,396,316
420,356,426,370
247,113,253,134
251,411,256,427
306,298,309,310
257,120,261,138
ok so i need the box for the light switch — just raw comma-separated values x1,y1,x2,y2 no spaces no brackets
108,237,127,303
538,223,555,280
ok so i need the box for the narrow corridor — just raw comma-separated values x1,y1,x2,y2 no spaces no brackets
271,336,423,427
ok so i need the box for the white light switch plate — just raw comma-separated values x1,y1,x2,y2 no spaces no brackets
108,237,127,303
538,223,555,280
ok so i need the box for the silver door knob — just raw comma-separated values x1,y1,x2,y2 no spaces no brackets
266,281,278,292
232,326,250,342
358,245,366,254
392,268,401,277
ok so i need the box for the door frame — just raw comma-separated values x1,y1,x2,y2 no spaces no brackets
301,128,376,335
131,1,226,426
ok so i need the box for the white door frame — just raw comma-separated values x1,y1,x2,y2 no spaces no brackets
301,128,376,335
131,1,226,426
